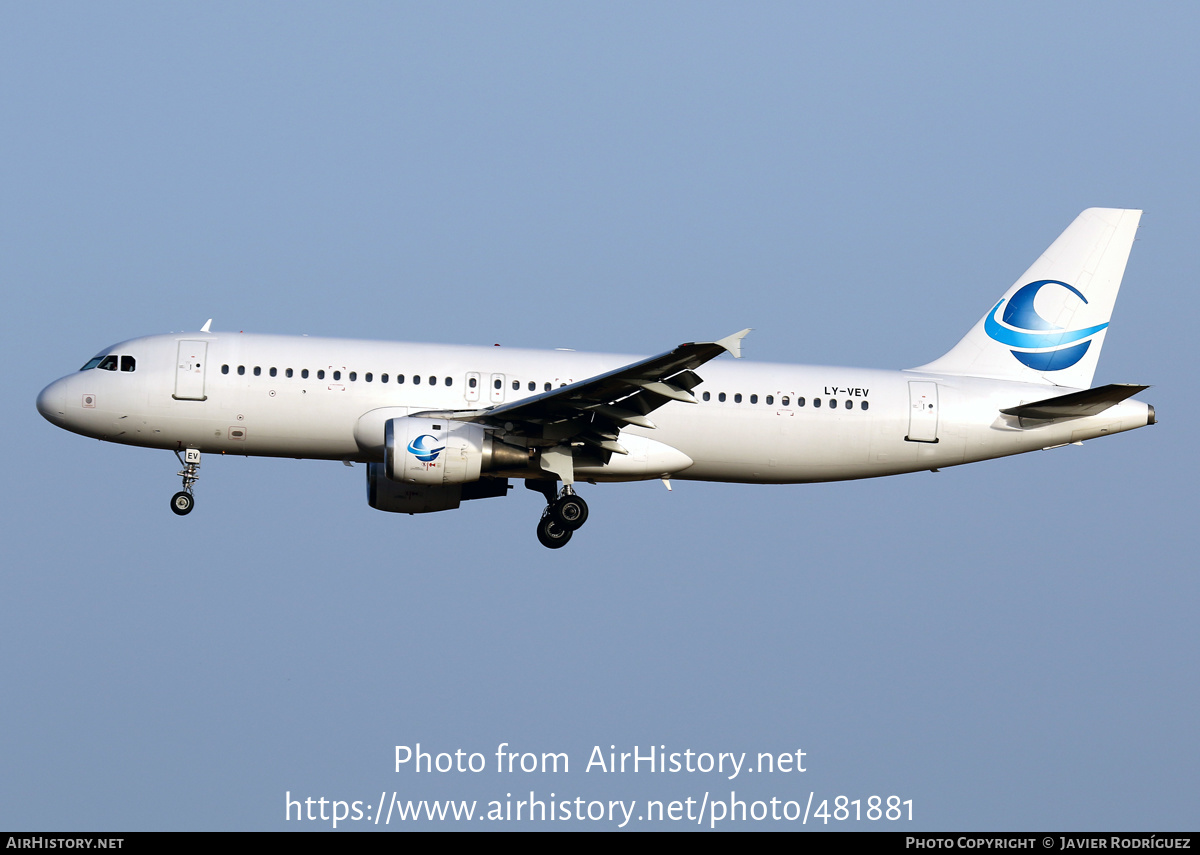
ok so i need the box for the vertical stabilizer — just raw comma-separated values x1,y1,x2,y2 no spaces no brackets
912,208,1142,388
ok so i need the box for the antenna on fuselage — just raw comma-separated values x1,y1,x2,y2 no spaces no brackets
200,319,212,332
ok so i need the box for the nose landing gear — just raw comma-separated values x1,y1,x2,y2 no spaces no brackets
170,448,201,516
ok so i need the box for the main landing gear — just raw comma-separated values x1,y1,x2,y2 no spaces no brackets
170,448,201,516
528,481,589,549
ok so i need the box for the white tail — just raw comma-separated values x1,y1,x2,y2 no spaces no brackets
913,208,1142,388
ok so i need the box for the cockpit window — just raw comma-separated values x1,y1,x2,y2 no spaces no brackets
81,353,133,372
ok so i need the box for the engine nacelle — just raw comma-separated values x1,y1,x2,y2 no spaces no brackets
383,417,531,485
367,462,510,514
386,417,483,485
367,462,464,513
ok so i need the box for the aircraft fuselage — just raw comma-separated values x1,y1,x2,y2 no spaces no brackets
36,331,1153,485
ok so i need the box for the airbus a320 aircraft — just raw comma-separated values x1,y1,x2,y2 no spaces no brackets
38,209,1154,548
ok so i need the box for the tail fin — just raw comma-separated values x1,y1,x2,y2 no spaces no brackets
912,208,1142,388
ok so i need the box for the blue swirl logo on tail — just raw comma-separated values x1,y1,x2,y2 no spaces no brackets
407,434,444,463
983,279,1108,371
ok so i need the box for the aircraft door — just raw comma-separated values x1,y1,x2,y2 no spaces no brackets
489,373,506,403
173,341,208,401
906,381,939,442
464,372,481,403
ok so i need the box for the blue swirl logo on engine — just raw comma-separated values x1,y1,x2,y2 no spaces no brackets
406,434,444,463
983,279,1109,371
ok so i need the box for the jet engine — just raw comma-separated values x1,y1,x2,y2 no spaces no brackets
383,416,530,485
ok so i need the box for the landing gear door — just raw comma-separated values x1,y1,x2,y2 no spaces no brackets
906,381,939,443
173,341,208,401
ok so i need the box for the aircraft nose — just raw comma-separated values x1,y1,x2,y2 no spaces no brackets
36,378,67,423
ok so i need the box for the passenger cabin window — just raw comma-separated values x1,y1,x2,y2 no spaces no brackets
317,370,325,380
528,381,535,391
221,364,230,374
254,366,261,376
766,395,773,405
301,369,309,379
286,368,293,378
238,365,245,375
269,367,277,377
381,373,388,383
445,377,452,387
861,401,869,411
333,370,341,380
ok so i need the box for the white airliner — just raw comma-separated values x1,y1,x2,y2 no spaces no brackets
37,208,1154,547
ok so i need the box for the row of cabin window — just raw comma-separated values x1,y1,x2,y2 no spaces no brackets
220,365,570,393
212,365,867,409
470,377,565,392
701,391,868,410
220,365,454,386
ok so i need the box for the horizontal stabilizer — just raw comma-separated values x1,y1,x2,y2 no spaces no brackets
1000,383,1148,422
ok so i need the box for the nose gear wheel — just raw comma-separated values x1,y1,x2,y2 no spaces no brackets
171,448,201,516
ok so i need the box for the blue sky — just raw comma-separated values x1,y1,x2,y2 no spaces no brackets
2,2,1196,830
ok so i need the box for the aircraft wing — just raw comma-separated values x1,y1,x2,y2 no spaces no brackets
415,329,750,454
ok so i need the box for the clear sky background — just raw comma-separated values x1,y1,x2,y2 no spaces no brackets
2,2,1196,831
